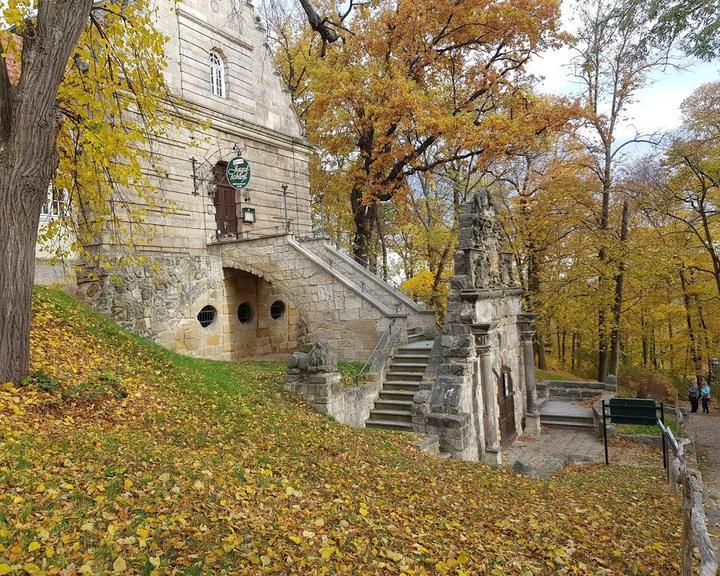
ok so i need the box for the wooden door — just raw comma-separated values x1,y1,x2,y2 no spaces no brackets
214,181,238,238
497,367,516,446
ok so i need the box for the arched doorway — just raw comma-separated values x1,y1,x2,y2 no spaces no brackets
213,162,238,239
497,366,517,446
223,267,300,359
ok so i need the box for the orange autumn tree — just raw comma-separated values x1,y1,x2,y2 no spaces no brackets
277,0,567,265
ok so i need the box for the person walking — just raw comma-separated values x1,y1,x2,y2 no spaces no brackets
701,381,711,414
689,381,700,413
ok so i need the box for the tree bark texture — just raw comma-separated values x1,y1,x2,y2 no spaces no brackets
350,183,378,266
609,199,630,377
0,0,94,382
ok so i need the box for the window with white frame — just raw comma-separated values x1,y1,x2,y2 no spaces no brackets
209,51,226,97
40,186,69,220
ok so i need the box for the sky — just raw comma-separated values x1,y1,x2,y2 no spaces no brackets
529,47,719,140
526,0,720,146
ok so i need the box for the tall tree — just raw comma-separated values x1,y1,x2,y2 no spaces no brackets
570,0,676,381
0,1,174,382
271,0,567,265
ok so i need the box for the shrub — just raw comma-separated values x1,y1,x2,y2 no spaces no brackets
621,366,676,401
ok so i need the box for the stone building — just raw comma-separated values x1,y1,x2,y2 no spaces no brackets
65,0,434,361
411,191,539,463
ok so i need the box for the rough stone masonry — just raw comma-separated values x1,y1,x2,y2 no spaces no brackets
412,190,540,463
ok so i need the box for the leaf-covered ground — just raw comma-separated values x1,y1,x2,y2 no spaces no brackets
1,288,680,575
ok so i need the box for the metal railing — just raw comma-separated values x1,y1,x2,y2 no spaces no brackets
354,318,397,386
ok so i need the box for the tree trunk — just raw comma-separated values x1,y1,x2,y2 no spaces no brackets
0,0,94,382
609,199,629,378
375,206,388,280
536,332,548,370
641,311,648,366
351,185,378,266
570,332,577,372
597,306,609,382
680,269,704,387
0,194,44,381
668,319,675,373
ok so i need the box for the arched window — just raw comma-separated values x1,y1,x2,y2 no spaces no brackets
209,51,226,97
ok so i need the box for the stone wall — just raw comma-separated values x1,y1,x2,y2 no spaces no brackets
76,254,231,359
285,360,382,428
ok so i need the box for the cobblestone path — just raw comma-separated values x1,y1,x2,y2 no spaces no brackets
502,427,659,477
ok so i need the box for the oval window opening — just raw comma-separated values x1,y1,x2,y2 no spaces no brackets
237,302,253,324
270,300,285,320
197,305,217,328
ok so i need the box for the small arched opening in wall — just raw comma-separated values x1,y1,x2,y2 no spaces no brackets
270,300,285,320
222,267,299,360
197,305,217,328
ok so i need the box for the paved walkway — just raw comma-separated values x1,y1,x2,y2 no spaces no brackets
684,411,720,545
502,428,660,477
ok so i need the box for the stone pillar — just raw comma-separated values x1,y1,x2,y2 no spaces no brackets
518,313,541,435
472,322,501,464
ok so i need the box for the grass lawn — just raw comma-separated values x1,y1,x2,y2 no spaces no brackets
0,288,681,575
616,414,679,437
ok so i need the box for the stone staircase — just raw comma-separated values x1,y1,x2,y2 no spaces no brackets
539,400,595,430
365,332,433,432
537,380,615,431
296,237,436,326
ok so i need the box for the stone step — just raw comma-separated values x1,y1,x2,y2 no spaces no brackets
365,420,414,432
388,362,427,373
398,341,434,351
373,399,413,411
379,390,416,402
540,419,595,430
385,371,424,382
548,387,603,400
393,353,431,362
540,380,607,390
540,412,594,424
407,333,425,343
368,409,413,423
383,381,421,392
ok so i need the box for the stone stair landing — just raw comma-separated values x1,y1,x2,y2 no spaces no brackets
366,337,433,432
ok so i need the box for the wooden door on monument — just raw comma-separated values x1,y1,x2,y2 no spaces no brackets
213,162,238,238
497,368,516,445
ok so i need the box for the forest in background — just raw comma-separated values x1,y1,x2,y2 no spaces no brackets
259,0,720,394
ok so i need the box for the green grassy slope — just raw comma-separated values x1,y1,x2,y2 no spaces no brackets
0,287,680,575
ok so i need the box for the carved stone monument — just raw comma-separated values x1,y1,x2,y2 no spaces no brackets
412,190,540,463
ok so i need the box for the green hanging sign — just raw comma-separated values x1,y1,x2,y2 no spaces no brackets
226,156,251,189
